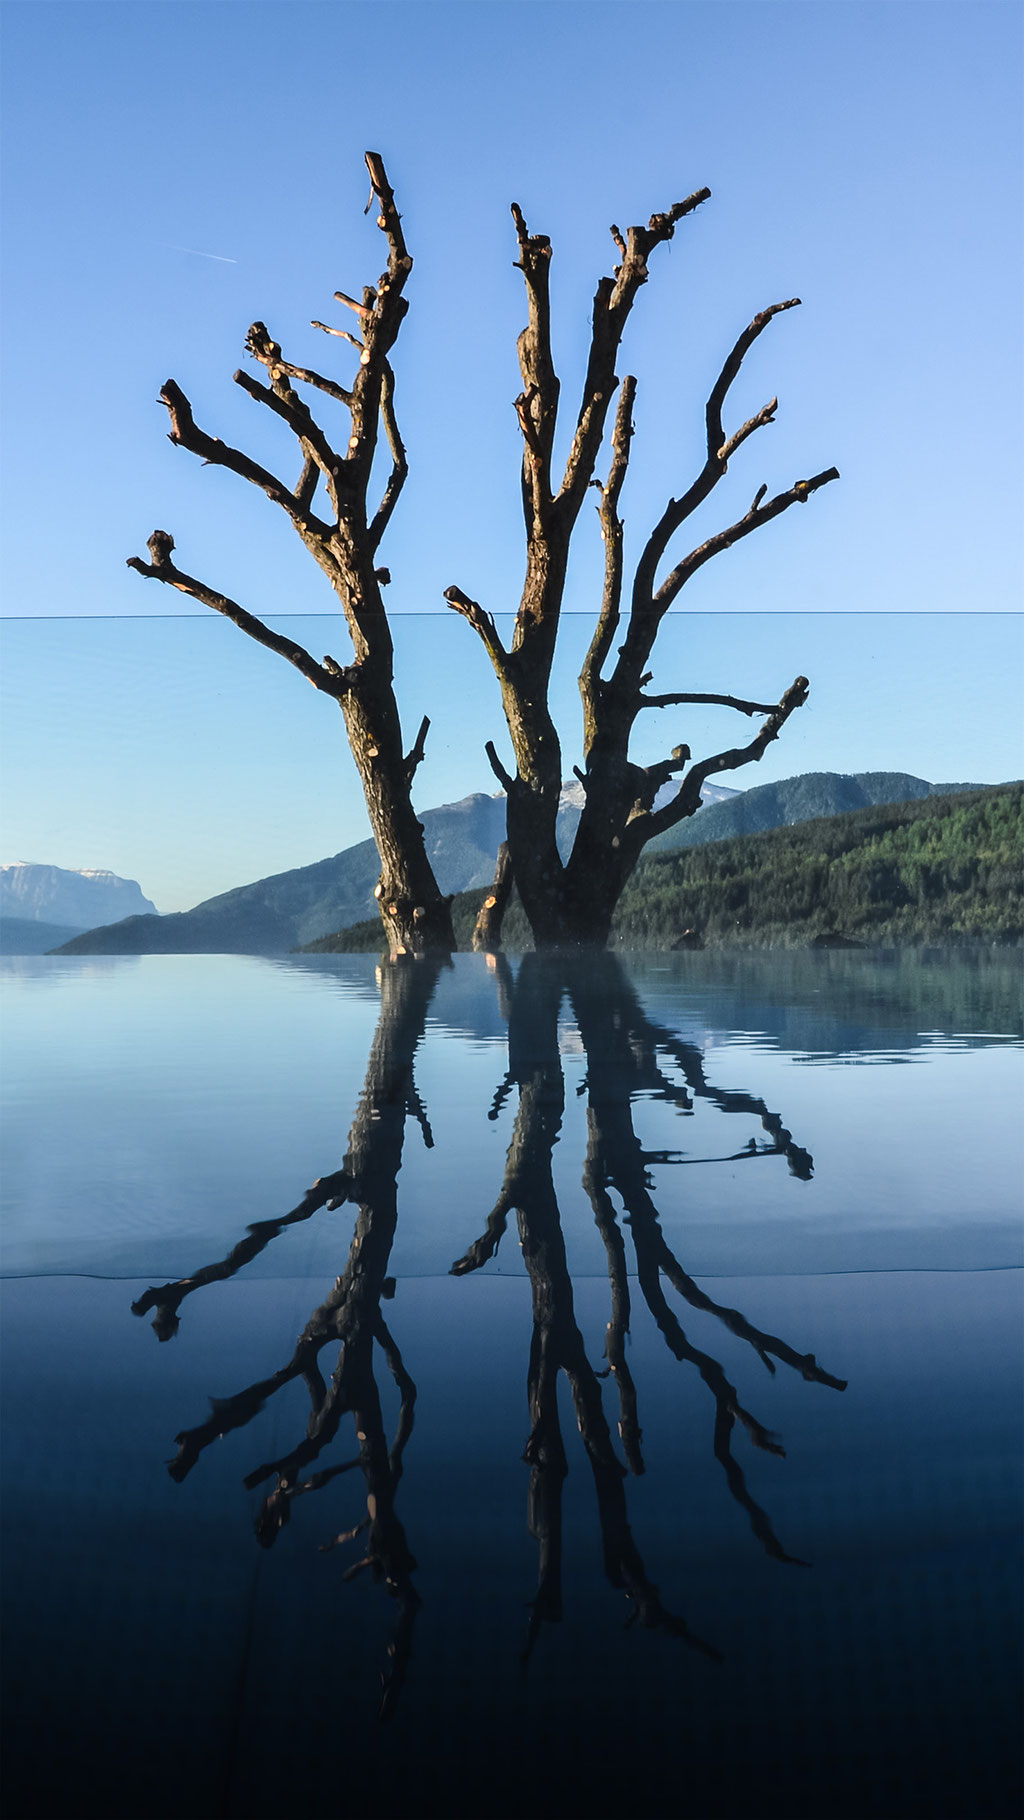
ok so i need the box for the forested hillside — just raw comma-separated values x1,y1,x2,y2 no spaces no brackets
647,769,981,854
613,783,1021,947
49,771,998,956
305,785,1021,952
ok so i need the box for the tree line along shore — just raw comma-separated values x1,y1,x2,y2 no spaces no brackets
303,783,1023,953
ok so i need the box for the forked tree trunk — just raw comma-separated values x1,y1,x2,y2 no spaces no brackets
130,154,835,954
128,154,455,956
448,198,837,949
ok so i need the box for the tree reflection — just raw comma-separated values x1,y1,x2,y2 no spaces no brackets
453,952,846,1655
134,952,443,1718
135,950,846,1710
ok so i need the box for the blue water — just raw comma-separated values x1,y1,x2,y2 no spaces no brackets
1,950,1021,1818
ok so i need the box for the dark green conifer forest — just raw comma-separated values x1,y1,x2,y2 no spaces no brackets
308,785,1022,952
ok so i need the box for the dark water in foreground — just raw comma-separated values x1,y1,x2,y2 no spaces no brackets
2,950,1021,1819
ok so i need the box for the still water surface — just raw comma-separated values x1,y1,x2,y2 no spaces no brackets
2,950,1021,1818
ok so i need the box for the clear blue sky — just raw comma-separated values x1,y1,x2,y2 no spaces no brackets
1,1,1021,910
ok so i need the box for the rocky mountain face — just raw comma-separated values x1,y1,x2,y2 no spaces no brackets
52,794,511,956
0,863,158,927
51,783,737,956
646,772,983,856
50,773,988,957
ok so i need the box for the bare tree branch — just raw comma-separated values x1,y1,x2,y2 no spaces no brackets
403,713,430,783
368,360,408,552
656,467,840,611
706,300,799,459
636,743,691,799
719,396,779,465
609,467,837,717
510,202,559,527
510,189,712,672
312,318,364,351
244,317,354,407
243,318,351,496
641,675,811,840
626,299,806,628
295,451,320,513
442,586,508,671
340,151,414,508
158,378,330,535
557,189,711,520
580,376,636,743
333,287,375,321
484,739,515,792
126,536,347,697
232,362,341,514
255,354,352,406
638,689,781,716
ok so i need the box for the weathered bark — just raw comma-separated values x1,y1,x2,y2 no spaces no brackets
471,841,513,951
127,160,836,951
128,154,454,956
446,198,838,946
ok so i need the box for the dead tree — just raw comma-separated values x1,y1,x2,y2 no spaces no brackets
128,153,455,956
446,197,838,946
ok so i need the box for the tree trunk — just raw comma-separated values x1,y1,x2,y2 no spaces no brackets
443,190,836,951
472,841,513,951
339,677,455,955
128,154,456,957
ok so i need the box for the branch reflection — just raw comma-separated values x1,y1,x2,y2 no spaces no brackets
134,952,444,1718
452,952,846,1657
136,950,847,1712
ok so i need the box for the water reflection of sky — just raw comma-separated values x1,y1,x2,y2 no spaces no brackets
1,948,1020,1819
2,951,1020,1280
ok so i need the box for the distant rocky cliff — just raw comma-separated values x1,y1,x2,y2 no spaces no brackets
0,863,158,927
51,794,511,956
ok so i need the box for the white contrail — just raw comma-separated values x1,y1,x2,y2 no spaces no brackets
160,242,238,263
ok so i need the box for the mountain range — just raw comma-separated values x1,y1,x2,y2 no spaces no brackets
42,771,992,957
0,864,159,951
645,770,981,854
0,862,158,926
